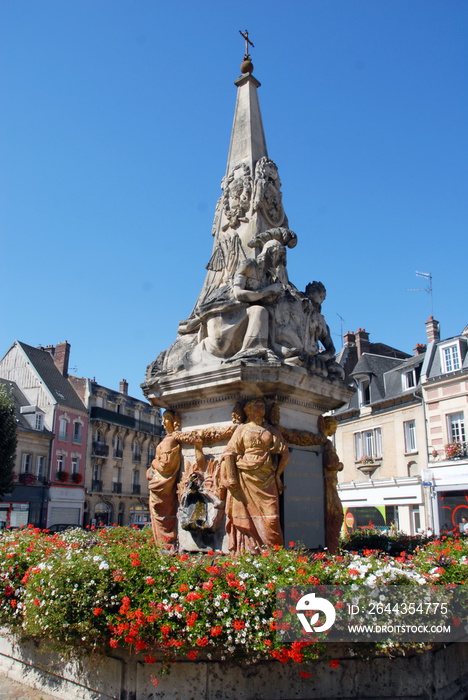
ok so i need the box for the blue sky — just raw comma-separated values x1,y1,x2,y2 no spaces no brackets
2,1,467,400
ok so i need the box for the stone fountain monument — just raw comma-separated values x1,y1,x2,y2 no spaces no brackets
142,34,353,555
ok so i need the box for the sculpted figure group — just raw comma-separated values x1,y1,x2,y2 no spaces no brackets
147,400,343,555
146,156,344,383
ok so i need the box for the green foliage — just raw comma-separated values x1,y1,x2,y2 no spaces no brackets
0,525,466,674
340,528,432,556
0,384,16,498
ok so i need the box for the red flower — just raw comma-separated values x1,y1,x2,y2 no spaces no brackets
186,650,198,659
160,625,171,635
272,610,283,619
109,639,119,648
196,636,209,646
289,541,296,547
329,659,340,668
33,599,40,606
131,560,141,567
308,576,320,585
145,577,155,585
144,655,157,664
210,626,222,637
300,671,312,679
233,620,245,630
297,568,307,576
179,584,189,592
135,639,147,651
150,675,159,686
186,612,198,627
93,607,103,616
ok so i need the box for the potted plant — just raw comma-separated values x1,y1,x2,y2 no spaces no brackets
445,442,463,459
70,472,83,484
56,470,69,483
19,472,37,485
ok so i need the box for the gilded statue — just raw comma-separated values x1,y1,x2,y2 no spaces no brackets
146,410,182,551
318,415,344,554
222,398,289,554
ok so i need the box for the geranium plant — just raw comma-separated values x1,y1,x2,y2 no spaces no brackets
0,527,466,679
445,442,464,459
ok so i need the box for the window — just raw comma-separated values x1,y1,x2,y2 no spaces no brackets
21,454,32,473
58,418,68,441
92,463,101,481
35,413,44,430
404,420,417,453
36,456,45,479
357,378,371,407
57,455,64,471
354,427,382,461
448,412,466,443
147,444,155,466
441,344,461,373
73,421,82,444
402,366,421,390
71,457,79,474
132,440,141,462
113,435,123,458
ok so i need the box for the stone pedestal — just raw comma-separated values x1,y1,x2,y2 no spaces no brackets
143,361,353,552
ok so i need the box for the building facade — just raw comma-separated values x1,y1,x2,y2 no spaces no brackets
0,379,53,527
334,329,428,535
420,318,468,534
69,377,162,527
334,322,468,536
0,341,88,527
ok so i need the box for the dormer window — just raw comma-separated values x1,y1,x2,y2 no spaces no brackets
357,378,370,407
441,342,461,373
402,366,421,390
35,413,44,430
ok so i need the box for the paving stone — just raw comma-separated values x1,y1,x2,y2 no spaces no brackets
0,673,58,700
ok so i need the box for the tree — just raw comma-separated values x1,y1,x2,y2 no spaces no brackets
0,383,17,498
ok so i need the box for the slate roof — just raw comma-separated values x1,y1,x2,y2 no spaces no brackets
425,334,468,380
17,342,86,412
383,353,425,401
351,354,405,404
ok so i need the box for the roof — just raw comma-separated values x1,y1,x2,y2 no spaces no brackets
0,378,54,436
17,342,86,412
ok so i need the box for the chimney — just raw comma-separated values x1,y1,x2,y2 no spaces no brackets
54,341,70,376
119,379,129,395
356,328,370,358
344,331,355,347
425,317,440,344
413,343,426,356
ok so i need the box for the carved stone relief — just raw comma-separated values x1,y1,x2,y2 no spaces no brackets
253,157,285,227
222,163,252,230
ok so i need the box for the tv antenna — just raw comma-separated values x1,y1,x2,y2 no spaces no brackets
336,313,346,348
407,271,433,317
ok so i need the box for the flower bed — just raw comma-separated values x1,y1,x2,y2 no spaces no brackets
0,527,467,678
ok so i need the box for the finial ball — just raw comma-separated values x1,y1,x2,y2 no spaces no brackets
240,59,254,75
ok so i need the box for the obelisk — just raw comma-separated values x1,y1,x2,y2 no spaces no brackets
143,35,353,552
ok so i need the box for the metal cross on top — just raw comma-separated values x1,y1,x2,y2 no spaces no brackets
239,29,254,59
